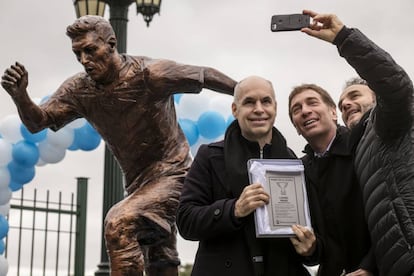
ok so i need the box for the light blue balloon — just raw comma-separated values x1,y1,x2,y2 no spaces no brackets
72,123,101,151
174,94,183,104
20,124,47,143
197,111,226,139
0,239,4,254
67,141,80,151
0,215,8,240
40,95,51,104
9,180,23,192
7,161,35,185
12,140,39,167
226,115,235,128
179,119,199,146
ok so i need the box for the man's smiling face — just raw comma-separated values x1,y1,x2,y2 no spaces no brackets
338,84,375,128
290,89,337,141
232,76,277,144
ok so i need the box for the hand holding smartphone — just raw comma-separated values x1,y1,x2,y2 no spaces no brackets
270,14,310,32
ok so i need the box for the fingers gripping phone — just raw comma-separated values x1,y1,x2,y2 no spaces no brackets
271,14,310,32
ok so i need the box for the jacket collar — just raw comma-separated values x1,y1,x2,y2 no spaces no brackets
303,126,351,158
348,111,370,151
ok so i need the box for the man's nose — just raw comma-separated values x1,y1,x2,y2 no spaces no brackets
79,52,88,64
253,102,264,112
340,99,352,112
301,104,312,115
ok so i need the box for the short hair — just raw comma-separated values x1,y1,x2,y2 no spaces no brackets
233,76,275,103
339,77,375,109
288,83,336,121
66,15,115,42
343,77,368,90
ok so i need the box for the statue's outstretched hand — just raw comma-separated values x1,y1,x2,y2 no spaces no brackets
301,10,345,43
1,62,29,99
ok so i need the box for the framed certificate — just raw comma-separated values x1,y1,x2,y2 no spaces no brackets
247,159,311,238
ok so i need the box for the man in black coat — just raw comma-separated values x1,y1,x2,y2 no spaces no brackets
288,83,376,276
303,10,414,275
177,75,316,276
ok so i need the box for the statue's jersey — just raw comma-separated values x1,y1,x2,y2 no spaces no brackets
41,55,203,192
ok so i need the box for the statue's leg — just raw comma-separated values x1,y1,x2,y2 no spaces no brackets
104,198,146,275
104,175,183,275
141,175,183,276
105,199,144,276
144,224,180,276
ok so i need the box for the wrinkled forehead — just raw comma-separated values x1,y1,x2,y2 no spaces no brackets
339,84,375,104
290,89,322,106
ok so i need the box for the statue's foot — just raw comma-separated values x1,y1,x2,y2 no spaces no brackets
146,264,179,276
111,269,144,276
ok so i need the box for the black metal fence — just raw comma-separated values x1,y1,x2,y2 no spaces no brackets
4,177,88,276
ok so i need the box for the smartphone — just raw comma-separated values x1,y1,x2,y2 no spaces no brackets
270,14,310,32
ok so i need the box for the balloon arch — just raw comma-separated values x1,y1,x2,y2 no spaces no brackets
0,91,233,274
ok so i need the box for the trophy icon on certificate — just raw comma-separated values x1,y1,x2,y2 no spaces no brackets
277,182,288,195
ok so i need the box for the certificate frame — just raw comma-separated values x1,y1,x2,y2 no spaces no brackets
247,159,311,238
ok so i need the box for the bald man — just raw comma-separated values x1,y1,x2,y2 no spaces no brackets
177,76,315,276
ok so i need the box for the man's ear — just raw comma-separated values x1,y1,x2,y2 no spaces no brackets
231,102,237,118
371,91,376,105
108,36,117,52
331,107,338,121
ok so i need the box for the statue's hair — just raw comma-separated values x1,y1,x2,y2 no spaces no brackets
288,83,336,122
66,15,115,42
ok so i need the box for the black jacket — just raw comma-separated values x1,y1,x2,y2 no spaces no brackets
302,126,375,276
177,122,310,276
336,27,414,275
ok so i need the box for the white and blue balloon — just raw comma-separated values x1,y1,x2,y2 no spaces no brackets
0,91,233,274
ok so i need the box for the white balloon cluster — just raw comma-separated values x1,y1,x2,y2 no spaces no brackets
0,98,102,273
175,91,234,156
0,91,233,273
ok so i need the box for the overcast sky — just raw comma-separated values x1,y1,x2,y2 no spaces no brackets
1,0,413,274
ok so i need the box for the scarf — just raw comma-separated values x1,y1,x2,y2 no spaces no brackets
224,120,295,276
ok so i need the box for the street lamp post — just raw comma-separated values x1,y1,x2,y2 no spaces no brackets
72,1,162,275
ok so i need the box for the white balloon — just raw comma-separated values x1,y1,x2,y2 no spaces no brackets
0,255,8,276
38,141,66,164
32,97,42,105
0,115,23,143
0,203,10,217
0,168,10,190
0,140,12,167
65,118,87,129
176,90,215,121
190,136,222,157
208,94,233,118
46,128,74,149
0,188,12,206
36,158,47,167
